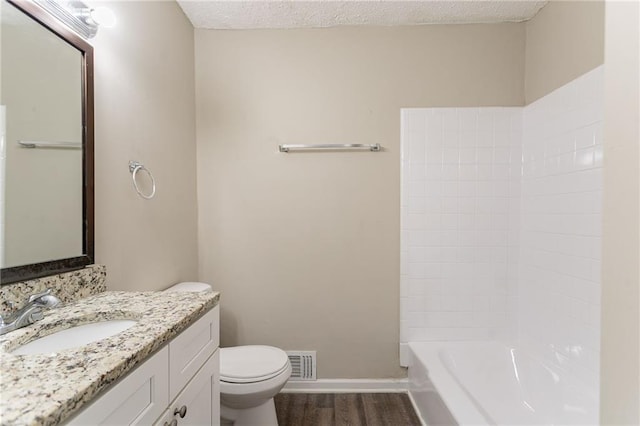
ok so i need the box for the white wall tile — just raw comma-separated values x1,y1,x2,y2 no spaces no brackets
518,66,603,391
401,107,521,341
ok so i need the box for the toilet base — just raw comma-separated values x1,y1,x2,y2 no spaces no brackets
221,398,279,426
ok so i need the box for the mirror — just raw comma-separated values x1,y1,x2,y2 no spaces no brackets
0,0,94,284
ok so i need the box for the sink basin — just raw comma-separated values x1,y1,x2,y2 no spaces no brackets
11,320,137,355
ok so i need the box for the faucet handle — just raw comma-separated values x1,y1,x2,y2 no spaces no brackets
27,289,60,309
28,289,52,304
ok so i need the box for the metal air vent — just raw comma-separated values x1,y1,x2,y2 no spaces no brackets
286,351,316,381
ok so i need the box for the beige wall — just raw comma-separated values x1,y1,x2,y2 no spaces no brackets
195,25,525,378
92,1,198,291
525,0,605,103
601,1,640,423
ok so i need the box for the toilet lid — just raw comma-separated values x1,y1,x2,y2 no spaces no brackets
220,345,289,383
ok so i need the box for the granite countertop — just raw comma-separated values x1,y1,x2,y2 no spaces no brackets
0,290,220,426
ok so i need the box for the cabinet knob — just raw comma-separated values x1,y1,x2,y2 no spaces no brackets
163,419,177,426
174,405,187,418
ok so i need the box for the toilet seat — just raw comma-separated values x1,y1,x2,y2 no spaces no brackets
220,345,290,384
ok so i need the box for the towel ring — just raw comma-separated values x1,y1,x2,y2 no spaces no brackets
129,160,156,199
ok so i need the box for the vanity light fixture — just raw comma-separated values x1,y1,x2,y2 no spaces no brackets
33,0,115,39
76,5,116,29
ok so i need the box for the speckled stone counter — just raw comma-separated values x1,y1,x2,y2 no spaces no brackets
0,289,220,426
0,265,106,318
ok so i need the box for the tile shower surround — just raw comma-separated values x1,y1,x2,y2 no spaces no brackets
401,107,522,343
400,66,604,390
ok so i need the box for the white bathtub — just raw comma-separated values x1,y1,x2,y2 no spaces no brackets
408,342,598,425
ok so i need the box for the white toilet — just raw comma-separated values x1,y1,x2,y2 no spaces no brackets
165,282,291,426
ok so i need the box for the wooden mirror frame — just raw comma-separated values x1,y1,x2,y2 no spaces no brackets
1,0,94,284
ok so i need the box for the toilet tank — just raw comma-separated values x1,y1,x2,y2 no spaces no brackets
164,282,212,293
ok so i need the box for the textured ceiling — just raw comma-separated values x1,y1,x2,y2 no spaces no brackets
177,1,548,30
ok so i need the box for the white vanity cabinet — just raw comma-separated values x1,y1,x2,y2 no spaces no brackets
67,306,220,426
155,351,220,426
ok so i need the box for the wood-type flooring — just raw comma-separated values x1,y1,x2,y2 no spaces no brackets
274,393,422,426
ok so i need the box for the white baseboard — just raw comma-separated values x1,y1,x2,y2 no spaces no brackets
282,378,409,393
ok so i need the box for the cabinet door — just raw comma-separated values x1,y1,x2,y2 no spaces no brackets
154,409,174,426
68,347,169,426
169,306,219,401
165,350,220,426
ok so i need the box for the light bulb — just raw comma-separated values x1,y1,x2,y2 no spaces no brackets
90,7,116,28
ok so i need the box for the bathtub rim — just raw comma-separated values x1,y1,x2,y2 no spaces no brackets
408,341,492,425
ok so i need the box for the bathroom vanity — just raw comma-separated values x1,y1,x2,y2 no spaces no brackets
0,277,220,426
69,303,220,426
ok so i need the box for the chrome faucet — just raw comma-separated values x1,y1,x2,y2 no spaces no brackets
0,289,61,336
